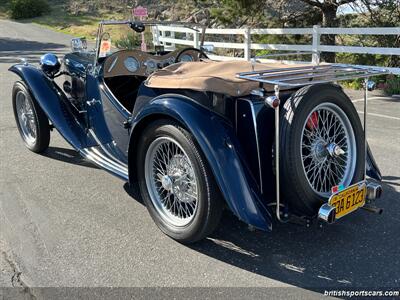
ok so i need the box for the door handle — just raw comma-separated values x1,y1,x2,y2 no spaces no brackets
87,98,101,106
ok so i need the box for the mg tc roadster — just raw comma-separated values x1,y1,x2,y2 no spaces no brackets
9,20,387,243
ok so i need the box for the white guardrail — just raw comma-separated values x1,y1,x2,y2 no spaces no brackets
152,25,400,74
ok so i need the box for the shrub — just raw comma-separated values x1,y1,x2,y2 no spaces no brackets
384,75,400,96
9,0,49,19
114,32,153,50
115,32,141,50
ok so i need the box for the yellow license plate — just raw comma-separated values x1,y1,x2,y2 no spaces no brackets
329,182,367,219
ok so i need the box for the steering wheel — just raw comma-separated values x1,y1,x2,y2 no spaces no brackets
175,47,208,63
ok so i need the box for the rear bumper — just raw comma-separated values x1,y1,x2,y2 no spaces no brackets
318,180,383,224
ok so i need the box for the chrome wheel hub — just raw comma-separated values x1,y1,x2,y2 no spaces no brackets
145,137,198,227
301,103,356,197
326,143,345,157
311,140,328,161
160,175,173,191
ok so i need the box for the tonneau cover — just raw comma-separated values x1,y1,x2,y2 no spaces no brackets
145,60,310,96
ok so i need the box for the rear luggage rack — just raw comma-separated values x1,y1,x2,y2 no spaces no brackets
236,64,389,88
237,64,390,223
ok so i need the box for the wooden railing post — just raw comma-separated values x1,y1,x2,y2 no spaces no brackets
193,30,200,49
160,30,165,46
312,25,321,65
153,26,160,46
244,27,251,61
171,31,176,50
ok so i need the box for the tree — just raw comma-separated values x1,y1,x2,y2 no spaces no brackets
299,0,358,62
357,0,400,67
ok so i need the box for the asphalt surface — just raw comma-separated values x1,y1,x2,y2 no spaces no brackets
1,19,399,298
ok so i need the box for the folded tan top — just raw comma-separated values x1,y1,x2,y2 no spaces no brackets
145,60,311,97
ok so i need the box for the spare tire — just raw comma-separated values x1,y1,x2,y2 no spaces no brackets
280,84,365,216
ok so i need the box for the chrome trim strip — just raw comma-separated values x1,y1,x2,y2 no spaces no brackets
80,148,128,180
91,147,128,173
107,56,118,73
88,128,128,168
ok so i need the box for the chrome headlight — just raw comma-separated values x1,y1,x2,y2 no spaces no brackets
40,53,61,77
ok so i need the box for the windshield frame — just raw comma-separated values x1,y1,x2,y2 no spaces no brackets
93,20,207,70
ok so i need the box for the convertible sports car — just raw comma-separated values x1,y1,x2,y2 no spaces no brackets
9,20,387,243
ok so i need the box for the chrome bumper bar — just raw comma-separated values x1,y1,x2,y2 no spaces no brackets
318,181,383,224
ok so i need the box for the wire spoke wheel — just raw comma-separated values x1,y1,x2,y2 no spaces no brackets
15,91,37,146
300,102,357,197
145,136,199,227
138,120,222,243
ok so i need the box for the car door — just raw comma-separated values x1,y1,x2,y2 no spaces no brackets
99,81,132,157
85,73,130,164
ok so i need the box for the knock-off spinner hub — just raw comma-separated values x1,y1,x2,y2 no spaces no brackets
312,141,345,161
326,143,345,157
161,175,173,191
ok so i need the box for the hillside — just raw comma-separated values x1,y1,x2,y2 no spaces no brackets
1,0,398,92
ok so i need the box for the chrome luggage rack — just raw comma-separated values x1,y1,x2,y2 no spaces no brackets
237,64,388,88
236,64,390,223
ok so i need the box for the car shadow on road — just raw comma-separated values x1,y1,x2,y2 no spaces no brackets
382,175,400,187
188,180,400,293
41,146,99,169
123,182,145,206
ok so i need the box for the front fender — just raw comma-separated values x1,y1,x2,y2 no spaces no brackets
128,95,272,231
9,64,92,150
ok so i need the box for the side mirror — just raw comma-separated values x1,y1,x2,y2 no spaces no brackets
201,44,215,53
367,80,376,91
40,53,61,77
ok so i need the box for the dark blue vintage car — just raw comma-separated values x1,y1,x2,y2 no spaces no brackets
9,20,386,243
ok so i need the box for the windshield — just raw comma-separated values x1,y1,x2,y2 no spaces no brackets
95,21,203,57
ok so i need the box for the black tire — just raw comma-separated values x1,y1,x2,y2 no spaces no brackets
12,81,50,153
137,119,222,243
280,84,365,216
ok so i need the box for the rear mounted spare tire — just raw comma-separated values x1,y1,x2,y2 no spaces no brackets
280,84,365,217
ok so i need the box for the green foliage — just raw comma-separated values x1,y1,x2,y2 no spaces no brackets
115,32,141,50
341,79,364,90
384,75,400,95
114,31,153,50
9,0,49,19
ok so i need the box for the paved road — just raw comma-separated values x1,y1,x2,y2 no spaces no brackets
1,19,399,298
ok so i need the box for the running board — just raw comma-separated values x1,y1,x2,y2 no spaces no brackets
80,146,129,181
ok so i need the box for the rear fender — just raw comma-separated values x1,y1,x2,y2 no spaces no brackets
9,64,94,149
128,95,272,231
366,143,382,181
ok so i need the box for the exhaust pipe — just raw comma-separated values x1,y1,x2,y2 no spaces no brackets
366,182,383,200
318,203,336,224
362,182,383,214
